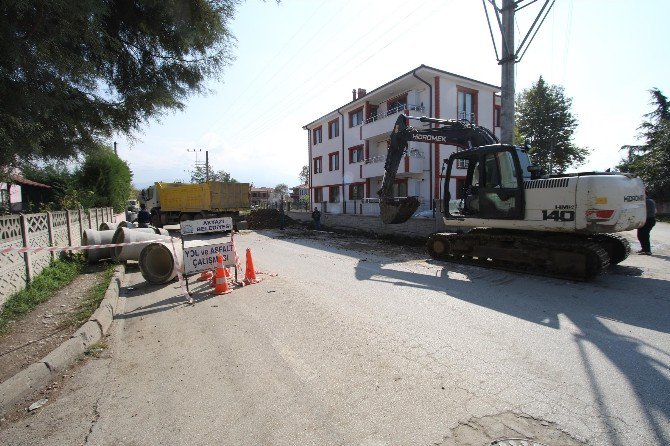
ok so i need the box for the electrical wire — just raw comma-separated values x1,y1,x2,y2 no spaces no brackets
220,2,446,143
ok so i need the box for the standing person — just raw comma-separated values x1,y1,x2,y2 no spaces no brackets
279,200,285,230
637,194,656,255
137,203,152,228
311,207,321,231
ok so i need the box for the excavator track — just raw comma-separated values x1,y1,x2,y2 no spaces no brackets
427,229,611,281
588,233,630,265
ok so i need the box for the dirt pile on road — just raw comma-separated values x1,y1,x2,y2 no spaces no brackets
246,209,297,229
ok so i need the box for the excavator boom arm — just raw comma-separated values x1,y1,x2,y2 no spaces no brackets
378,115,499,224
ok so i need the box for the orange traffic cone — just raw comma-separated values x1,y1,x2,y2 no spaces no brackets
197,270,213,281
244,248,260,285
213,254,232,295
210,265,230,287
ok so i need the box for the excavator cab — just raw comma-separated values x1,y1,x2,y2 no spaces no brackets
445,145,528,220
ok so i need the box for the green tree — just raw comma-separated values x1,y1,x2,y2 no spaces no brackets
299,165,309,185
0,1,241,170
78,146,133,212
516,76,588,174
274,183,289,201
617,88,670,197
190,164,237,183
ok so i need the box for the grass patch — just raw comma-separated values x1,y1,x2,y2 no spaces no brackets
0,255,84,335
60,264,116,329
85,339,108,358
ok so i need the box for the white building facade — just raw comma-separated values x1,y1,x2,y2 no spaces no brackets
303,65,501,214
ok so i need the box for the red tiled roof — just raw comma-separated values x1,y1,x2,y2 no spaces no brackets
10,174,51,188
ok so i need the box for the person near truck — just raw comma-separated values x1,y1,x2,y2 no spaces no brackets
312,207,321,231
637,194,656,255
137,203,152,228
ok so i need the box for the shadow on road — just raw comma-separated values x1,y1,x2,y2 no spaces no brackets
352,255,670,446
263,229,670,445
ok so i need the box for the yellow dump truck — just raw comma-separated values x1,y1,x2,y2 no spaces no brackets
140,182,250,227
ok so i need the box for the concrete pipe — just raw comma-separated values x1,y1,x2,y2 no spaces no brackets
139,242,183,284
111,227,171,262
99,221,117,231
121,227,169,236
82,229,117,264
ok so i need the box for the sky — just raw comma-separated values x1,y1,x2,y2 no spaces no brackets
116,0,670,190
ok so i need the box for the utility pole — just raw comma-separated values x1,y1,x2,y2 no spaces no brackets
187,149,207,183
500,0,515,144
483,0,555,144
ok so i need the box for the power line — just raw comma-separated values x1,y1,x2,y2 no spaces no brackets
219,2,441,143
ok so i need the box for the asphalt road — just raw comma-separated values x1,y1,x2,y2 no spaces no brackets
1,224,669,445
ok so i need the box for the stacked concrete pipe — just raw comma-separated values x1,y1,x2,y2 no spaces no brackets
116,220,138,229
139,242,183,284
99,221,118,230
82,229,117,263
111,227,171,262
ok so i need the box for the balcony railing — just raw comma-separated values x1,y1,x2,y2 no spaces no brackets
363,149,425,165
363,104,425,125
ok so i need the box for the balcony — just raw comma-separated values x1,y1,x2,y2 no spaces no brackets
361,104,425,141
361,150,424,179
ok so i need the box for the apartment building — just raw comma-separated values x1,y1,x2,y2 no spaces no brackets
303,64,501,214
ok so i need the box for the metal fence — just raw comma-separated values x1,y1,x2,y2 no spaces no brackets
0,207,114,307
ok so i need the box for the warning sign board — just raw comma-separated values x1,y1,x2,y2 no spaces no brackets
180,217,233,236
183,242,236,274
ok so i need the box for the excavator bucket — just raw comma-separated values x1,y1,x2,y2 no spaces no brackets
380,196,421,224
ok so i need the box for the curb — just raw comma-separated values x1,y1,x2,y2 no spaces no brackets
0,264,125,416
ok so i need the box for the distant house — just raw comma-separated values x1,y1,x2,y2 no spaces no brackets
290,184,309,204
250,187,274,208
0,174,51,214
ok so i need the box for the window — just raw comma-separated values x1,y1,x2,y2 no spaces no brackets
313,156,322,174
367,105,379,122
395,181,408,197
0,188,8,213
457,87,478,123
456,178,467,200
349,145,364,163
328,152,339,171
329,186,340,203
314,187,323,203
387,94,407,114
456,148,469,169
328,119,339,139
349,108,363,127
494,106,501,127
349,184,364,200
313,126,322,145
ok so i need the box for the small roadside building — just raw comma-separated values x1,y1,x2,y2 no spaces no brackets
0,174,51,214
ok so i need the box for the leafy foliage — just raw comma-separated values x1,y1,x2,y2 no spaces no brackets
190,164,238,183
516,77,589,174
274,183,289,201
78,146,133,212
0,0,240,170
299,165,309,185
617,89,670,197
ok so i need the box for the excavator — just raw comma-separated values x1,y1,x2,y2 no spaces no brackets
378,114,647,280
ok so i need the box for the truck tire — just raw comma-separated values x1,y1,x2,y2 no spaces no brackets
151,214,161,228
193,213,205,221
179,213,192,222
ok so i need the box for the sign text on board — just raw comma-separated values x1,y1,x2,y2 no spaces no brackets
181,217,233,235
183,242,236,274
